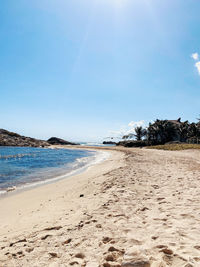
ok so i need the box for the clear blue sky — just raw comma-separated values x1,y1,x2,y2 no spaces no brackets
1,0,200,142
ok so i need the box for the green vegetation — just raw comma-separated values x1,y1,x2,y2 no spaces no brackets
147,143,200,151
119,117,200,149
122,117,200,146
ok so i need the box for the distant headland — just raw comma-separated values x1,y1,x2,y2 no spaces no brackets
0,129,78,147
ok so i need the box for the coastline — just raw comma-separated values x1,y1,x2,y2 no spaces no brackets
1,146,200,266
0,146,110,198
0,146,124,238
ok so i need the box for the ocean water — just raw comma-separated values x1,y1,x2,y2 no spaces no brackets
0,146,104,194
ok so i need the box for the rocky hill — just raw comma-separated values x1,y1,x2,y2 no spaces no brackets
47,137,79,145
0,129,49,147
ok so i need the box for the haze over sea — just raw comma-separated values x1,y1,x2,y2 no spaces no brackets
0,147,99,194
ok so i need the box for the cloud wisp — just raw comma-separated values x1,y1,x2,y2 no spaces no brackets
191,52,199,61
107,120,145,140
191,52,200,75
195,61,200,75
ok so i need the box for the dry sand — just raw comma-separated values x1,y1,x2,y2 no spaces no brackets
0,146,200,267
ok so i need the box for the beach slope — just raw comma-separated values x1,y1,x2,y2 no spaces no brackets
0,147,200,267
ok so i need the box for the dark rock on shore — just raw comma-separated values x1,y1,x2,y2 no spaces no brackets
47,137,79,145
103,141,117,145
0,129,49,147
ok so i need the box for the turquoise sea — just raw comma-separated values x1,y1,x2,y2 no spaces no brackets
0,147,99,194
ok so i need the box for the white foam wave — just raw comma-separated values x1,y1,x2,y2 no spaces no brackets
0,190,6,195
0,150,110,196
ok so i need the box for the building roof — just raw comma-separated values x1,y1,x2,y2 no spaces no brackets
167,118,181,125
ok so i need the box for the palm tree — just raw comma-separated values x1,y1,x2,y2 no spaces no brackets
134,126,146,141
147,120,177,145
122,133,135,140
178,120,190,142
147,122,159,145
188,122,200,143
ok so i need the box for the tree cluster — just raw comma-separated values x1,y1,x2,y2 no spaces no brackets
122,118,200,145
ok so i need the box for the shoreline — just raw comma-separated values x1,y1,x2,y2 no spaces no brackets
0,146,111,199
1,147,200,266
0,146,124,239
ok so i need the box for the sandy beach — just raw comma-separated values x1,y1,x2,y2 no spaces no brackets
0,146,200,267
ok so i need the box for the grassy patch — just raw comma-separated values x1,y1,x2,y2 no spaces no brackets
147,143,200,151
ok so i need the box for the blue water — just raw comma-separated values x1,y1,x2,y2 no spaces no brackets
0,147,96,192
